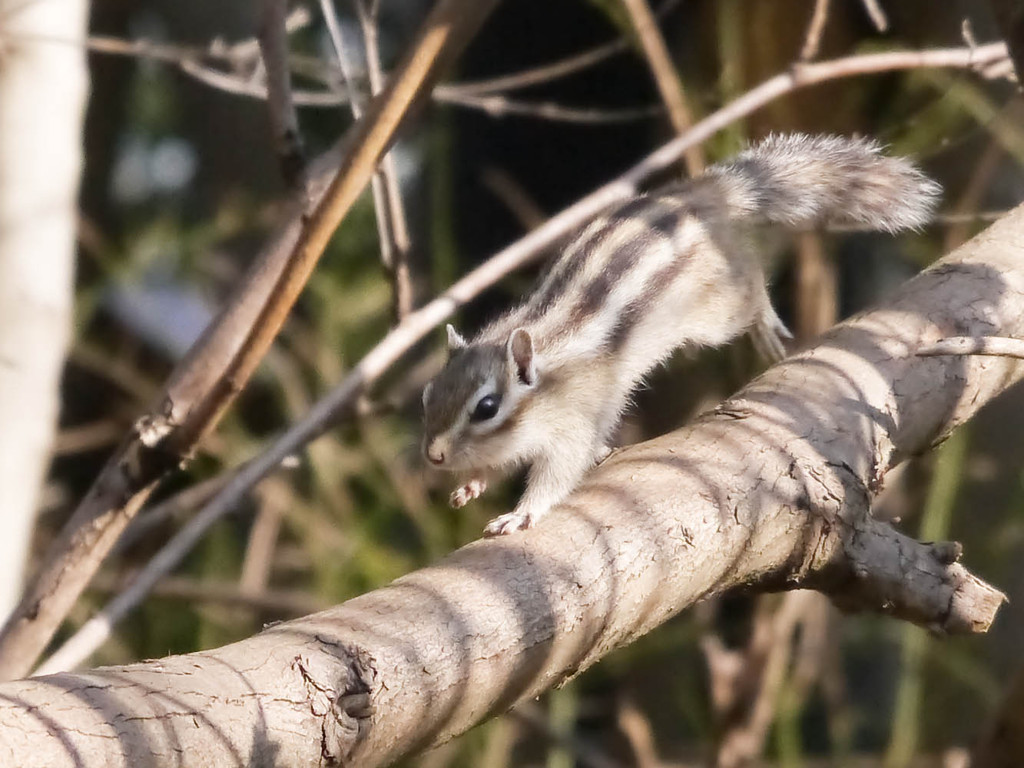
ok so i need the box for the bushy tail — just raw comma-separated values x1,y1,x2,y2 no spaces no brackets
702,133,941,233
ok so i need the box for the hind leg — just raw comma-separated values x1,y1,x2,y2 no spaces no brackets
749,279,792,363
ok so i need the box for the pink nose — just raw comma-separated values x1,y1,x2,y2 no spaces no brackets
426,442,445,465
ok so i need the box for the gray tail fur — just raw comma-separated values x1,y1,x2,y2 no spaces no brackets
701,133,941,233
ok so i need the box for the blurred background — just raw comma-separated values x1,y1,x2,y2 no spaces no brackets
5,0,1024,765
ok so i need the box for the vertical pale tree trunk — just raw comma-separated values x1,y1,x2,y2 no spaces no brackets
0,0,89,620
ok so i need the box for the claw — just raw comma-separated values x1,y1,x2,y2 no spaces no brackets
483,509,537,537
450,478,487,508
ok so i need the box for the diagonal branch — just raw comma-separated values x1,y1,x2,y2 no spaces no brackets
258,0,308,190
620,0,704,174
0,201,1021,768
0,0,500,682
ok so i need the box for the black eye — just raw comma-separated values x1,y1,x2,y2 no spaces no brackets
470,394,501,422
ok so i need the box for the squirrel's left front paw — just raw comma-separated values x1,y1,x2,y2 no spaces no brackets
450,478,487,508
483,509,539,537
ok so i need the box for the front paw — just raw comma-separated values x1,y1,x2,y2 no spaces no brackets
450,478,487,509
483,509,540,537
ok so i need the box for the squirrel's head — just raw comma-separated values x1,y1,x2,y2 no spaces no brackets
422,324,537,471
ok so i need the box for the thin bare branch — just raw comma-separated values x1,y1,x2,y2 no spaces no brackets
713,592,826,768
986,0,1024,95
917,336,1024,359
447,0,684,96
113,472,238,556
184,54,666,123
33,42,1011,674
355,0,414,318
90,572,328,616
799,0,832,62
258,0,308,190
972,663,1024,768
945,139,1006,251
480,166,547,230
434,90,663,122
320,0,413,318
617,698,677,768
0,2,690,126
859,0,888,32
620,0,704,174
0,0,500,682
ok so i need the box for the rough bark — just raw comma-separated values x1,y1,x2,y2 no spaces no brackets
0,0,89,621
1,207,1022,767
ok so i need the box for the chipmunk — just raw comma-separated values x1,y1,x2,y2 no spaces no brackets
422,134,940,536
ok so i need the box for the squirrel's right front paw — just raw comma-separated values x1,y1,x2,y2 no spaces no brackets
450,478,487,508
483,509,540,536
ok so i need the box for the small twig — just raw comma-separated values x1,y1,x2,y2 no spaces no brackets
617,698,669,768
113,472,238,556
859,0,889,32
1,2,690,126
187,54,666,123
799,0,832,62
827,208,1012,232
69,342,160,404
436,91,663,122
35,41,1011,672
620,0,703,174
4,211,1021,761
917,336,1024,359
257,0,308,191
320,0,414,319
945,137,1006,251
355,0,414,319
238,478,290,601
714,593,812,768
971,663,1024,768
89,572,328,617
52,420,128,456
480,166,547,230
447,0,684,96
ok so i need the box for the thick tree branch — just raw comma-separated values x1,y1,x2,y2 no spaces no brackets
1,204,1023,768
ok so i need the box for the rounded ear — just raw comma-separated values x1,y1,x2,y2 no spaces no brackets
446,324,467,351
507,328,536,387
